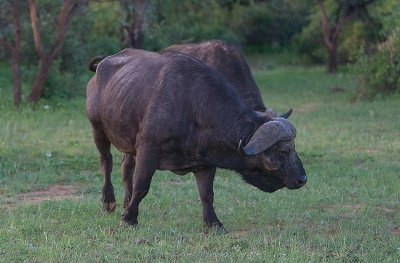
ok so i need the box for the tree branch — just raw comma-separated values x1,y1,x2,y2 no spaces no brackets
50,0,88,59
12,0,21,51
335,1,342,25
29,0,44,59
332,8,357,39
317,0,333,50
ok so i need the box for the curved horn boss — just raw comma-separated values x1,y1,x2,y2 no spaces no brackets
243,118,296,156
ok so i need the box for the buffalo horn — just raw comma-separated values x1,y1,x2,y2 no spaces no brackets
279,108,293,119
242,118,296,156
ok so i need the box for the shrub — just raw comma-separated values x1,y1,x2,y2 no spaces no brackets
355,0,400,98
142,0,239,50
292,0,381,65
230,1,312,48
356,32,400,98
40,59,88,100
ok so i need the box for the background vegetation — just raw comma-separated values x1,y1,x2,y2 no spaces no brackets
0,0,399,103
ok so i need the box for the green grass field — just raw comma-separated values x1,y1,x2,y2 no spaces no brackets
0,61,399,262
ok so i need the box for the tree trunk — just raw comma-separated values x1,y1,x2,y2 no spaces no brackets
327,41,338,74
317,0,370,74
27,0,88,102
28,57,52,102
120,0,146,49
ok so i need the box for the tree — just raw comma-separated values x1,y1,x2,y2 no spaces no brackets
317,0,377,73
27,0,88,102
0,0,23,107
120,0,147,49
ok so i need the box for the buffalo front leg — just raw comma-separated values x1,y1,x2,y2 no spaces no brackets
92,128,116,212
120,147,157,226
121,153,135,208
194,167,226,233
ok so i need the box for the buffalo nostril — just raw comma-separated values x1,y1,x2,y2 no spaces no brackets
297,175,307,186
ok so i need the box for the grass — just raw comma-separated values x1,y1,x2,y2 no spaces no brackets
0,60,399,262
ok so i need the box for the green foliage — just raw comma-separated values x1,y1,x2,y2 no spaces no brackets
42,59,89,99
356,35,400,98
355,0,400,98
230,0,313,48
293,0,381,64
1,0,399,102
142,0,314,51
0,63,13,106
61,2,121,74
144,0,239,50
292,7,326,63
338,21,366,63
0,1,32,63
0,1,15,47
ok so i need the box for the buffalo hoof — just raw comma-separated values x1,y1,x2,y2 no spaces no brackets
102,201,116,213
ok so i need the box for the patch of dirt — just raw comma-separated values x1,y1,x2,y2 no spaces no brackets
296,102,320,113
391,227,400,236
331,86,346,93
376,206,395,213
349,147,380,154
16,184,83,204
330,204,362,210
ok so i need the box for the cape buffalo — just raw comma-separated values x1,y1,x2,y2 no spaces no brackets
162,40,291,118
86,48,307,231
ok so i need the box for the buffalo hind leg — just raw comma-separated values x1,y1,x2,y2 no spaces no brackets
120,146,157,226
92,128,116,212
121,153,135,208
194,167,227,234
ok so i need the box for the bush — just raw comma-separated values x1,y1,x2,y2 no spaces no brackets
61,2,121,73
293,0,381,65
230,1,312,48
40,59,88,100
355,0,400,98
291,9,326,63
356,33,400,98
143,0,239,50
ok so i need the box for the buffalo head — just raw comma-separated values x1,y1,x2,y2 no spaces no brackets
239,118,307,192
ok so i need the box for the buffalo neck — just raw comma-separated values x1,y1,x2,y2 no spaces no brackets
205,109,266,170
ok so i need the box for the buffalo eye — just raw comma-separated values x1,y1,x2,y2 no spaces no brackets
278,148,290,156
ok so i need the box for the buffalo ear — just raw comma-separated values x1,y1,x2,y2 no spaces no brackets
242,118,296,156
238,139,245,155
255,108,278,119
255,108,292,119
